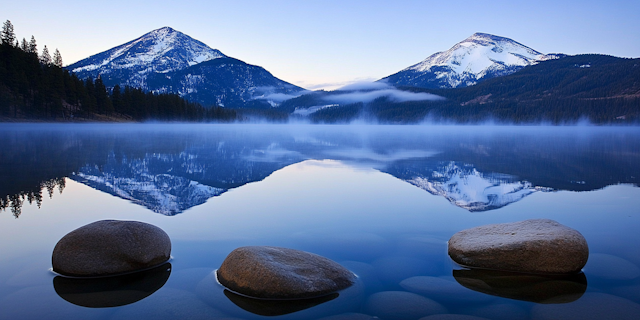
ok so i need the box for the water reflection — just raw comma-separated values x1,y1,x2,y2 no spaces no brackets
0,178,65,218
453,268,588,304
223,290,339,316
1,124,639,216
53,263,171,308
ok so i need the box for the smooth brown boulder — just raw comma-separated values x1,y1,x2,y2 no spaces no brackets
448,219,588,274
217,246,356,299
52,220,171,277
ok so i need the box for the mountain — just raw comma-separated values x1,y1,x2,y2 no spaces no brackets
411,54,640,123
68,27,226,88
145,57,303,108
382,32,560,89
283,54,640,124
67,27,304,107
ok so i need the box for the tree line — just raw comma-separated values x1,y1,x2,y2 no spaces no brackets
0,20,238,122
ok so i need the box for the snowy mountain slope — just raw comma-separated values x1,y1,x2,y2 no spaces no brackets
401,162,549,211
68,27,226,89
67,27,304,107
383,33,560,89
146,57,304,107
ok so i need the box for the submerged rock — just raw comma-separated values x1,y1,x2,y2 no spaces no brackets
448,219,588,274
52,220,171,277
399,276,492,302
531,292,640,320
364,291,447,320
217,246,356,299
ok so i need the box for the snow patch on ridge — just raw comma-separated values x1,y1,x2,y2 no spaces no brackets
388,32,559,89
70,27,226,86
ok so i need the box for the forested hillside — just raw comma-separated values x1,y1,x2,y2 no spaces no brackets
285,55,640,124
0,20,237,122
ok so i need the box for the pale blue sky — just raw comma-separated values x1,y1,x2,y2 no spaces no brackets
3,0,639,90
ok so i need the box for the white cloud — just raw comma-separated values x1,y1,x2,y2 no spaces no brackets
252,86,311,103
323,82,445,104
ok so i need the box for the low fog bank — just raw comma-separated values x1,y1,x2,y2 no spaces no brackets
274,81,639,126
324,81,444,104
285,103,638,127
252,86,312,103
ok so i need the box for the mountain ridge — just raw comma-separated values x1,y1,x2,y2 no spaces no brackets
66,27,304,107
382,32,560,89
68,27,226,88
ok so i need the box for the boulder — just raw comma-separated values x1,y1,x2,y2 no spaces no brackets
448,219,588,274
52,220,171,277
216,246,356,299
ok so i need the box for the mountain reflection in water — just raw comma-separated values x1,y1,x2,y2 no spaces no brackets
1,124,638,216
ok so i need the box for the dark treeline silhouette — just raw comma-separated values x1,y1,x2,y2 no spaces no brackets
0,177,65,218
0,20,237,122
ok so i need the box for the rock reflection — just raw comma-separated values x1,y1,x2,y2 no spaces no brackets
53,263,171,308
223,289,339,316
453,268,587,304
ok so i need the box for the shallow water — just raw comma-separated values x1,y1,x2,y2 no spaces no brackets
1,123,639,320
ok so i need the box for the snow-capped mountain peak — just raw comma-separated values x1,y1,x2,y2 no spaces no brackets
68,26,226,88
408,32,544,74
66,27,303,107
383,32,559,89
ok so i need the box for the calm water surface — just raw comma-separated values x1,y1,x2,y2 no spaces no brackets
1,123,639,320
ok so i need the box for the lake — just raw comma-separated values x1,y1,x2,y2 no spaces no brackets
1,123,639,320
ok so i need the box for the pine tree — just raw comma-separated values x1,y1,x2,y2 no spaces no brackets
53,49,63,67
1,20,16,45
40,45,51,65
28,36,37,54
20,38,28,51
